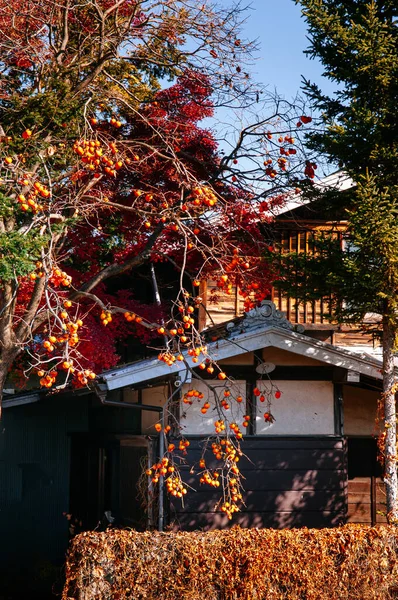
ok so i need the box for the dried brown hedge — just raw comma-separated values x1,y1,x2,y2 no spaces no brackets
62,525,398,600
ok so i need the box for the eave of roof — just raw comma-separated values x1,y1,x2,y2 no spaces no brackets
101,303,383,391
3,391,41,409
3,301,384,407
270,170,354,218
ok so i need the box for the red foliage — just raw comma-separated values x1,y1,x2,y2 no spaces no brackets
5,65,284,393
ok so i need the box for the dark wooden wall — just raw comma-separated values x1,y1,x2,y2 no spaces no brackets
169,436,347,531
0,396,89,566
0,393,142,586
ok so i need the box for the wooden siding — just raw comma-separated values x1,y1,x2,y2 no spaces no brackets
200,225,380,354
169,437,347,530
347,477,386,524
274,226,344,326
200,279,239,328
200,228,345,329
334,328,377,348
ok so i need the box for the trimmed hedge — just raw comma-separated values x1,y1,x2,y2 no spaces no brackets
62,525,398,599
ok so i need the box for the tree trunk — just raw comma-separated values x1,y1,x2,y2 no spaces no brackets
383,315,398,523
0,359,10,418
0,347,20,418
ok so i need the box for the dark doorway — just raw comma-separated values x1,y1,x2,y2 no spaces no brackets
347,437,385,525
69,435,150,531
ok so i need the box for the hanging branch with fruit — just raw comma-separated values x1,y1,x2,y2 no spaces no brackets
0,0,316,518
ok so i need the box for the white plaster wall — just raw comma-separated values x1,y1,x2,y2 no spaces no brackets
180,380,247,435
343,385,380,436
255,380,335,435
180,379,334,436
142,385,168,433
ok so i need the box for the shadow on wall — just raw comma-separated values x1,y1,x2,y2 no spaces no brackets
169,438,347,531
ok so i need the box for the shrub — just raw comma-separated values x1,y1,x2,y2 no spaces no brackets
62,525,398,599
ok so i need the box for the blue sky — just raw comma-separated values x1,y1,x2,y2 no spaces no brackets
240,0,336,102
207,0,340,178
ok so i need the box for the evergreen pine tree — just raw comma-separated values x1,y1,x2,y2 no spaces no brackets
294,0,398,521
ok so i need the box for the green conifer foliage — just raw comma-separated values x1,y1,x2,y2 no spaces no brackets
294,0,398,521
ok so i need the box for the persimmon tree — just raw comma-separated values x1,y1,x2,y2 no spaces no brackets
0,0,313,520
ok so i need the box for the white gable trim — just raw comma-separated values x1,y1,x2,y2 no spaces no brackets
101,324,382,391
263,329,381,379
102,355,183,390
